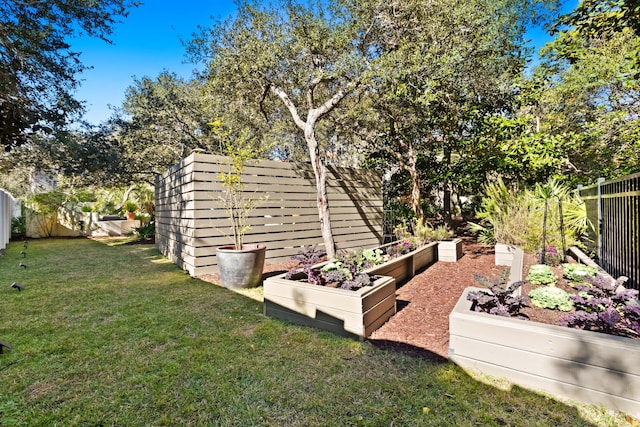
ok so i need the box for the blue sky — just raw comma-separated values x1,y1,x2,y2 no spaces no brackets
73,0,237,125
71,0,572,125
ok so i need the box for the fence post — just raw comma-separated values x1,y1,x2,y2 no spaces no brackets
596,177,605,264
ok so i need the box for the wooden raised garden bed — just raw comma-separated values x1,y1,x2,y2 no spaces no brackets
264,274,396,339
449,247,640,419
263,242,437,338
368,241,437,285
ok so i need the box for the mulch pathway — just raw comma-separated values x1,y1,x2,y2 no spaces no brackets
367,237,505,361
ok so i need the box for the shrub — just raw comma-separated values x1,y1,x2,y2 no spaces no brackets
133,216,155,240
471,177,589,252
563,263,598,283
558,274,640,338
11,216,25,238
412,218,451,245
526,264,557,286
529,286,573,311
467,270,529,319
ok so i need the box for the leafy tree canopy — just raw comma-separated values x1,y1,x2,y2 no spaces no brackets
0,0,138,151
553,0,640,38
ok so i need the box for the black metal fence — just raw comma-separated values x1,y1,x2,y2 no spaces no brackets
578,173,640,291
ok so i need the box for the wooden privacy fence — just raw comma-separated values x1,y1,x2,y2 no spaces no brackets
156,153,383,276
578,173,640,291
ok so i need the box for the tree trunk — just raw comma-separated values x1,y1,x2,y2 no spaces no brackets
270,83,349,260
443,147,453,229
407,145,424,220
443,185,452,228
305,126,336,259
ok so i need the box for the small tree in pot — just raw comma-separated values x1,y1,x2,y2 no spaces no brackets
215,127,268,289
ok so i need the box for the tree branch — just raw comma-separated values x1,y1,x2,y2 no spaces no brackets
269,84,306,130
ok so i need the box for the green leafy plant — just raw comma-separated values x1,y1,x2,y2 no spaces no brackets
10,216,25,238
133,215,155,240
526,264,558,286
412,218,452,245
529,286,573,311
469,177,534,247
25,190,68,237
563,263,598,283
214,127,269,250
122,200,138,214
362,248,384,265
471,177,590,252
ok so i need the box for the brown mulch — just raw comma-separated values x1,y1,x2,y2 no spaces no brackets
198,238,577,362
368,237,505,361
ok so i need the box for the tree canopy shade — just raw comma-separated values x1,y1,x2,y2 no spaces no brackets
0,0,138,151
501,0,640,183
116,71,221,178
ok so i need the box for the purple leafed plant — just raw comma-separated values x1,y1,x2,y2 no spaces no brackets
385,240,414,258
558,274,640,338
467,270,529,319
537,246,563,266
285,246,376,290
285,246,327,286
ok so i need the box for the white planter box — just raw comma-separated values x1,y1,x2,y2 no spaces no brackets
449,288,640,419
264,274,396,339
495,243,517,266
437,238,463,262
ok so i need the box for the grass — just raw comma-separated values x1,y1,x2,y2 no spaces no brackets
0,238,634,426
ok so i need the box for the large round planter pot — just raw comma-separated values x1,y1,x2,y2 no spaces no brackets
216,244,266,289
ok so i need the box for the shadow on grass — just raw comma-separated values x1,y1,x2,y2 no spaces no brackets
368,338,447,362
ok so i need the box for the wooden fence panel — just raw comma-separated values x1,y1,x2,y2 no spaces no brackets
156,153,383,276
579,173,640,290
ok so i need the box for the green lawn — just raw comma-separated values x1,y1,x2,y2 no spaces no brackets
0,238,632,426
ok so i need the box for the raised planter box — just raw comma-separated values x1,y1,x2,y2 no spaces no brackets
264,274,396,339
369,241,437,285
449,287,640,419
495,242,517,266
437,238,463,262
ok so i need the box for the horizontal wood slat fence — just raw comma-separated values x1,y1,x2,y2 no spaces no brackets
155,153,383,276
578,172,640,291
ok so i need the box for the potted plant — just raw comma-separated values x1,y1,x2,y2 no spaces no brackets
122,201,138,221
215,128,267,289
